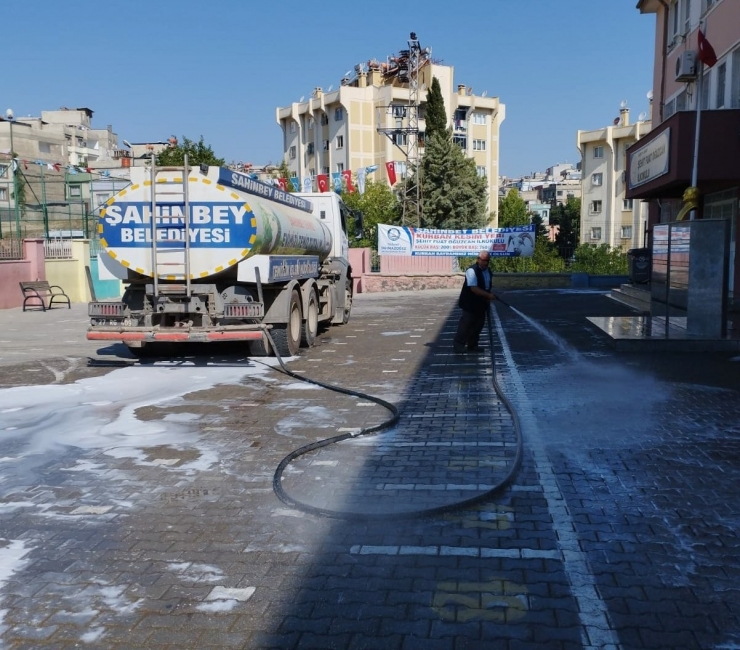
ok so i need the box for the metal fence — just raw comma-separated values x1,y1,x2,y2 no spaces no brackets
0,237,22,260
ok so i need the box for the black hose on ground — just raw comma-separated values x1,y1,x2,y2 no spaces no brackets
265,304,523,520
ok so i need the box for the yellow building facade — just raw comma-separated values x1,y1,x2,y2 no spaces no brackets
276,57,505,223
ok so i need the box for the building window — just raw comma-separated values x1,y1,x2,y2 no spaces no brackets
716,61,726,108
703,0,714,12
623,199,634,210
0,187,6,200
590,200,602,213
557,190,564,197
593,145,604,158
334,107,344,121
290,122,297,133
323,140,330,150
394,133,407,146
683,0,691,34
392,105,407,117
337,162,344,172
592,172,603,186
69,184,82,198
38,142,52,153
336,135,344,149
472,113,486,125
476,166,486,178
289,146,296,159
307,142,315,154
453,135,467,149
0,164,7,178
590,227,602,240
621,226,633,239
472,139,486,151
320,114,329,126
396,161,407,178
308,117,314,129
322,166,330,174
309,168,315,177
676,89,688,111
731,48,740,108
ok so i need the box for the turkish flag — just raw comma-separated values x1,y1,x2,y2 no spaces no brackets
698,29,717,67
317,174,329,192
385,161,397,185
277,177,287,190
342,169,354,193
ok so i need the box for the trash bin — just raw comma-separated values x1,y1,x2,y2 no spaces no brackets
627,248,651,284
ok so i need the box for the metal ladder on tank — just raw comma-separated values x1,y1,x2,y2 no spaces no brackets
149,154,191,299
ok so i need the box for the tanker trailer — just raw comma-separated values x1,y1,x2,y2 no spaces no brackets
87,164,358,357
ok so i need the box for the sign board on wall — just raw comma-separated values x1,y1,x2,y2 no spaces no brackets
629,128,670,189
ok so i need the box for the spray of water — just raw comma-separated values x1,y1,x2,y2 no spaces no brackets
507,306,581,360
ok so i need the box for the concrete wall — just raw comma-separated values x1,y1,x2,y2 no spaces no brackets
45,240,92,303
0,240,46,309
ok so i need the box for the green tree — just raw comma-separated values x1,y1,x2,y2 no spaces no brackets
570,243,628,275
156,136,225,166
551,196,581,260
276,161,297,191
341,180,400,249
424,77,448,140
413,132,488,229
497,189,529,227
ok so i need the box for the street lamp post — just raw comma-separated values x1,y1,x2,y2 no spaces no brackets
5,108,21,239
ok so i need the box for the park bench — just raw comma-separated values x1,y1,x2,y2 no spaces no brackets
19,281,71,312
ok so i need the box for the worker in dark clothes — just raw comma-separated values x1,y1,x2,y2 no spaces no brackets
453,250,497,353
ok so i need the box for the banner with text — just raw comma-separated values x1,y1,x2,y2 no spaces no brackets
378,224,536,257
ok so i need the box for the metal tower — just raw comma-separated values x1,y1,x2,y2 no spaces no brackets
377,32,428,227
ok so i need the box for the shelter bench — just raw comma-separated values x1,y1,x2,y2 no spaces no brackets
19,281,71,312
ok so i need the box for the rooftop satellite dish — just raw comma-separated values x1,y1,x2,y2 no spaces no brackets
344,70,352,77
620,99,628,109
647,90,654,101
5,108,13,120
638,111,648,121
123,139,132,148
613,117,621,126
481,91,487,97
327,85,333,92
299,96,305,102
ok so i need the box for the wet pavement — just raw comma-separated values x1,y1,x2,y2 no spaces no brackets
0,288,739,649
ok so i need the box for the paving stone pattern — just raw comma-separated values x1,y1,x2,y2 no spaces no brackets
0,288,739,649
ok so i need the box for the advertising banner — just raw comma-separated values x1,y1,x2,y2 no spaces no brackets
377,224,536,257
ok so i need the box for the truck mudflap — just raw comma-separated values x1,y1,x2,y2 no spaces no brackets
87,329,264,343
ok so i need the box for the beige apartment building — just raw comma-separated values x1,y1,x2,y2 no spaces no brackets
577,107,652,250
275,44,505,222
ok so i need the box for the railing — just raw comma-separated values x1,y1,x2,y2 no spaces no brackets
44,239,73,259
0,238,22,260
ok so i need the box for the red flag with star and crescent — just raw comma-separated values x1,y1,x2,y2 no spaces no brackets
317,174,329,192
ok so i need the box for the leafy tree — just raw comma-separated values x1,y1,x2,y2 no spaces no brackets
497,189,529,227
412,132,487,229
424,77,448,140
551,196,581,261
156,136,224,166
341,180,400,249
570,243,628,275
276,160,297,191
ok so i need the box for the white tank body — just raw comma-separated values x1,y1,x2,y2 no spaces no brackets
98,167,332,280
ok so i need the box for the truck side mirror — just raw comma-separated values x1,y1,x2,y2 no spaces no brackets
353,210,364,240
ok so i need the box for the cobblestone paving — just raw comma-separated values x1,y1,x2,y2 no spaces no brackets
1,289,739,649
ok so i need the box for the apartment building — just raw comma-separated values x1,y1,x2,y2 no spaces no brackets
275,39,505,220
578,107,652,250
627,0,740,298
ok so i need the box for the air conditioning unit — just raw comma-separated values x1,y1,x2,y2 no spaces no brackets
675,51,697,82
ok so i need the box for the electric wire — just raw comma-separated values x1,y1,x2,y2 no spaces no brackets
267,301,523,520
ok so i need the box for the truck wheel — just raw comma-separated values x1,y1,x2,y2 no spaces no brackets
272,290,302,357
342,277,353,324
302,290,319,347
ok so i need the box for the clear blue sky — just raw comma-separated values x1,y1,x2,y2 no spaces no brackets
4,1,655,178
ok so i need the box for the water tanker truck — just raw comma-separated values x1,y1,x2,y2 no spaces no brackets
87,163,360,357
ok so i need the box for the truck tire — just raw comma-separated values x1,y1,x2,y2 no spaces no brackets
342,277,353,324
271,290,302,357
302,290,319,347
